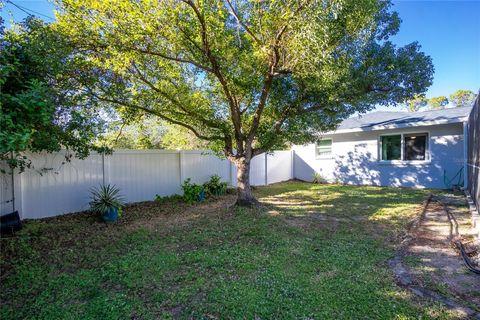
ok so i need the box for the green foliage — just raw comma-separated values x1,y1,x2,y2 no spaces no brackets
406,90,476,112
312,172,327,184
181,178,205,204
154,193,182,203
203,174,228,196
449,90,476,108
428,96,449,110
99,117,166,150
55,0,433,160
89,184,124,215
405,94,428,112
0,17,109,171
160,123,207,150
98,117,207,151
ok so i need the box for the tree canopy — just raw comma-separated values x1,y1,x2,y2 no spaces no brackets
54,0,433,203
406,94,428,112
405,90,477,112
0,17,107,171
449,89,476,108
99,117,206,150
428,96,449,110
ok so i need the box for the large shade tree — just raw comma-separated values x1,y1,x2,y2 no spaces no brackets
56,0,433,205
0,17,107,171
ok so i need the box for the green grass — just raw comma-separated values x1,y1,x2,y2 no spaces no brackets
0,182,456,319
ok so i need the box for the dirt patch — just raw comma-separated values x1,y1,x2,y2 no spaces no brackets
124,194,237,232
399,193,480,315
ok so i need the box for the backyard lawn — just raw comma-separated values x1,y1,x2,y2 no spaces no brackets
0,182,460,319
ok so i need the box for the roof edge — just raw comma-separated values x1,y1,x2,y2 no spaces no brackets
324,116,468,135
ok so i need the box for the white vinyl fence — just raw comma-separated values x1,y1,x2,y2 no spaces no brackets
0,150,293,219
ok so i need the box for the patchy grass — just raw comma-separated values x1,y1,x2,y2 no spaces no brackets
0,182,458,319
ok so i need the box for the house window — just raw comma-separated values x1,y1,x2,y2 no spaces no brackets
381,135,401,160
316,139,332,158
404,133,428,160
380,133,429,161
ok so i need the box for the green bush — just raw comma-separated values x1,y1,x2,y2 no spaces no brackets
203,174,228,196
181,178,205,204
154,194,182,203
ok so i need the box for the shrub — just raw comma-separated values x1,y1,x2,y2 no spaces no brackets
89,184,124,214
154,194,182,203
181,178,205,204
312,172,328,184
203,174,228,196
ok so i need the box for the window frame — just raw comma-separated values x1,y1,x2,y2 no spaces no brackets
378,131,430,164
315,138,333,159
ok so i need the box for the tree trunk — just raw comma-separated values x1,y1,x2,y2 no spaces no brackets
235,157,257,206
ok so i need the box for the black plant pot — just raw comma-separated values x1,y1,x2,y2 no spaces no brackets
1,211,22,235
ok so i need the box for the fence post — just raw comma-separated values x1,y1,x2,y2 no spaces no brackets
179,151,185,184
264,153,268,185
291,150,295,180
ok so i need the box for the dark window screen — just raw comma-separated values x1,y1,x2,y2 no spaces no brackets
404,133,427,160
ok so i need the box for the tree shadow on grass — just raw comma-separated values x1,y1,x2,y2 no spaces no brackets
255,182,429,240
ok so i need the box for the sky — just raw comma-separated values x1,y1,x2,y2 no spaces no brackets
1,0,479,111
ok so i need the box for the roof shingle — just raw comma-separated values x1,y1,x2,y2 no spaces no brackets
337,106,472,131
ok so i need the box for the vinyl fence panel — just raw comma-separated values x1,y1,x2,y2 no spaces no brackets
106,150,181,203
266,151,293,184
20,152,104,219
249,154,267,186
181,151,231,185
2,150,292,219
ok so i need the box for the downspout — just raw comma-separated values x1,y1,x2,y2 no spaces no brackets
463,121,468,190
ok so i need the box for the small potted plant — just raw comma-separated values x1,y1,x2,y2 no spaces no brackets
89,184,124,222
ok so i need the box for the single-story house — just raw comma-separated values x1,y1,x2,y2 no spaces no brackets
293,106,473,189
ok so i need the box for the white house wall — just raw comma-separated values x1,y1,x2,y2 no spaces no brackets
293,123,464,189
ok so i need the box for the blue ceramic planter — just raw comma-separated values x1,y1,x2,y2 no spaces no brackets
198,190,206,202
102,207,119,222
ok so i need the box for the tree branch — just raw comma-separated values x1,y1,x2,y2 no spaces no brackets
181,0,244,152
224,0,262,45
90,92,224,142
132,47,214,73
130,63,227,132
245,1,310,145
